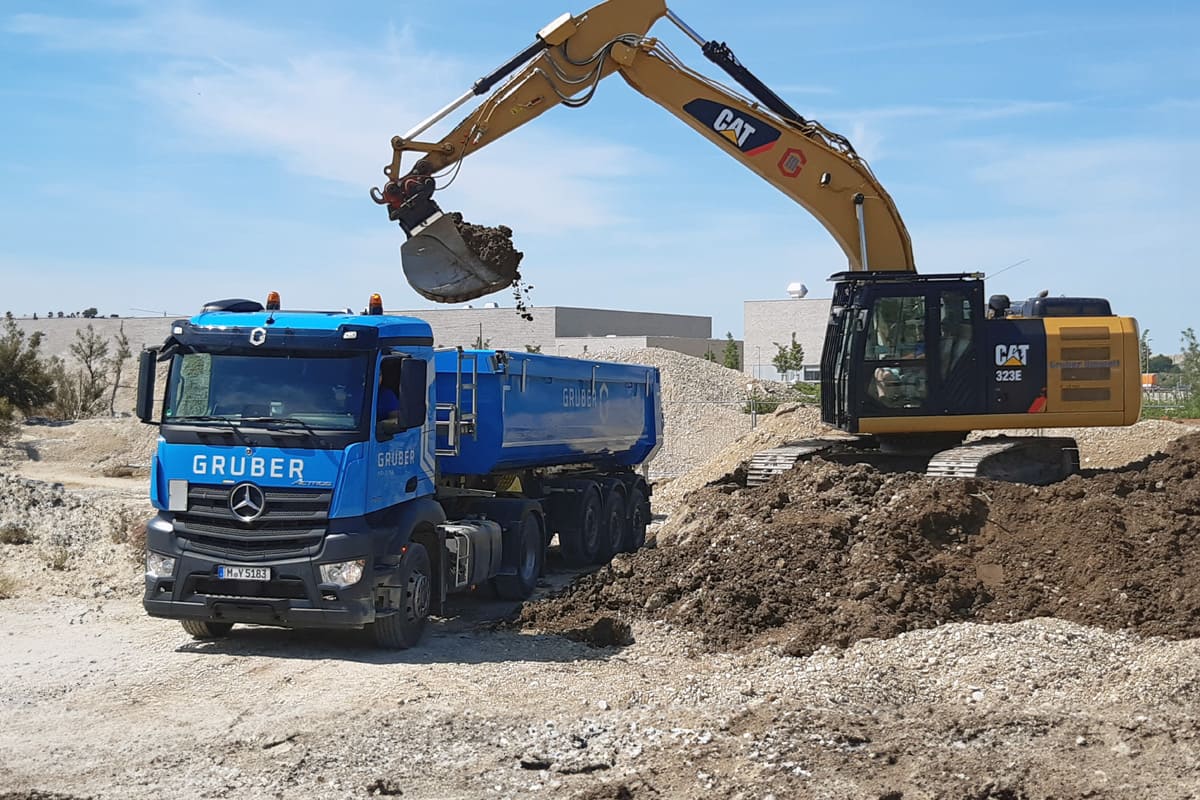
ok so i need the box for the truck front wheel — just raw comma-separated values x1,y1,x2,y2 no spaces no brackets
371,543,432,650
493,509,545,600
180,620,233,639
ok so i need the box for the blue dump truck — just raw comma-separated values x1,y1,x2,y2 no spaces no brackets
135,294,661,648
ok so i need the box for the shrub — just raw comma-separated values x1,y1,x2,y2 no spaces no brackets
46,547,70,571
0,398,17,445
0,522,31,545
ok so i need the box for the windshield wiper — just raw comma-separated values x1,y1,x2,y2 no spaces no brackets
168,415,249,440
238,416,321,435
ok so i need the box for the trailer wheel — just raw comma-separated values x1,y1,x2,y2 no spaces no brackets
371,543,431,650
180,620,233,639
595,483,627,564
558,482,603,567
623,485,649,553
493,509,544,600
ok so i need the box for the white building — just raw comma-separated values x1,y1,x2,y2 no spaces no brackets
743,283,831,382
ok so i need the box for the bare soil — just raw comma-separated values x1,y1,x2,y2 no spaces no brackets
520,433,1200,656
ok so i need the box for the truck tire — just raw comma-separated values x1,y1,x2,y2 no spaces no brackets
371,543,432,650
623,484,649,553
180,620,233,639
556,482,603,567
595,482,627,564
493,509,544,600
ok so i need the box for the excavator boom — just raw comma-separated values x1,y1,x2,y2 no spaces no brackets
373,0,914,303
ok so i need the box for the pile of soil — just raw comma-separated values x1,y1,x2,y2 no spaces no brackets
448,213,533,319
520,433,1200,654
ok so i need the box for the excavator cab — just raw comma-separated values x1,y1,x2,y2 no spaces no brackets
822,272,987,435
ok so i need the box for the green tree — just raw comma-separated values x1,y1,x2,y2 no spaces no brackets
523,344,542,353
771,332,805,380
1180,329,1200,385
1139,328,1152,373
81,307,99,319
107,323,133,415
721,332,740,370
0,317,55,413
702,349,716,362
1147,354,1178,373
48,325,111,419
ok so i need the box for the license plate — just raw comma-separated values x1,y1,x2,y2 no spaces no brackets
217,565,270,581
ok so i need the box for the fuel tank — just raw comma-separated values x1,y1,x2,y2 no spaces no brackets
434,349,662,476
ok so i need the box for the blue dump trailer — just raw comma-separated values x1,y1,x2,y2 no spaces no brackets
136,295,661,649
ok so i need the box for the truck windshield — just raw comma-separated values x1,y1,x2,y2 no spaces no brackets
164,352,370,430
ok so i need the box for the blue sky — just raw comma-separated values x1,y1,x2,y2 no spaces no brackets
2,1,1197,353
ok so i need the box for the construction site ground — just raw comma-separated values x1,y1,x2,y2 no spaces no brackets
2,406,1199,799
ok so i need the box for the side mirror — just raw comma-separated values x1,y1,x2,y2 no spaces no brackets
135,349,158,424
399,358,428,429
376,356,428,439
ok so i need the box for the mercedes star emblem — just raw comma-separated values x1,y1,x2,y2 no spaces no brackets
229,482,266,522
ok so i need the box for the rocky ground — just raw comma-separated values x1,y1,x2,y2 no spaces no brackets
2,385,1199,798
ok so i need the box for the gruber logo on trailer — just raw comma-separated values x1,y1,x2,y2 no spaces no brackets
778,148,807,178
683,99,780,156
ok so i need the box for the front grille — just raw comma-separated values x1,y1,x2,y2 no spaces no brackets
191,575,309,600
184,533,321,559
175,485,332,559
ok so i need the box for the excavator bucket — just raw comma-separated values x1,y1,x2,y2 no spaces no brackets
400,213,519,304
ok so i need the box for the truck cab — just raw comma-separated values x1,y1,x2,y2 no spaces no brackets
137,296,659,649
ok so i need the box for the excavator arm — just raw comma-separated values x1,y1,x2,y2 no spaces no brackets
373,0,914,303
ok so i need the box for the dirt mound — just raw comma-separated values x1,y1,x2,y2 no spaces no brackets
520,433,1200,653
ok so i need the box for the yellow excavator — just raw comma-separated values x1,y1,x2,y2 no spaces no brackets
372,0,1141,483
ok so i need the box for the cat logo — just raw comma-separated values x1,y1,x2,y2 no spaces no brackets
994,343,1030,367
683,99,781,156
713,108,758,147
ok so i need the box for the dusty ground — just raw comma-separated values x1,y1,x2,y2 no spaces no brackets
1,417,1199,799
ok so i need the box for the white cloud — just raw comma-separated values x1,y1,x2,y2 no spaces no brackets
12,4,648,235
6,6,292,59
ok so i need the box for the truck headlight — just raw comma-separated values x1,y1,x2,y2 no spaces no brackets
145,552,176,579
319,559,365,587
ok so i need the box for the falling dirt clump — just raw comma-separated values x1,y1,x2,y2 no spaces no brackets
448,213,534,320
520,433,1200,654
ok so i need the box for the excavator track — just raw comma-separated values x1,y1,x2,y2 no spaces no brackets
925,436,1081,485
744,435,1081,488
746,441,834,487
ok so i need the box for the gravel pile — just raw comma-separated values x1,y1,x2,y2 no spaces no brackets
0,469,146,599
585,347,791,478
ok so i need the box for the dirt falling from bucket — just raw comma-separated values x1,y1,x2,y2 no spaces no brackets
448,213,534,320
